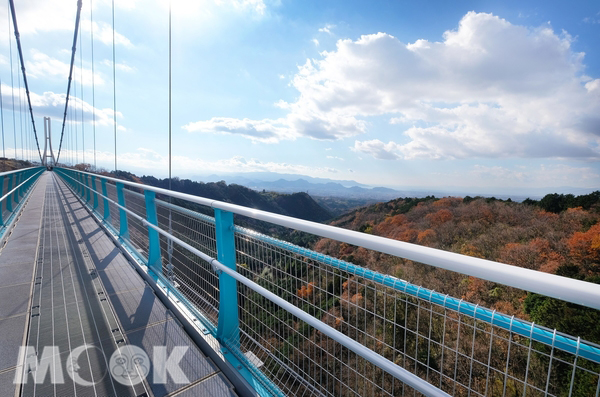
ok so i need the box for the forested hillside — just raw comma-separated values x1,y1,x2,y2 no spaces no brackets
76,166,333,223
140,175,332,222
314,193,600,343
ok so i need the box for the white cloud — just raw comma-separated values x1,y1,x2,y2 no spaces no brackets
0,1,75,38
352,140,401,160
101,59,136,73
319,24,336,34
312,38,320,47
326,155,344,161
278,74,285,79
186,12,600,160
89,149,338,176
0,84,121,128
583,12,600,24
81,21,134,48
183,117,294,143
469,164,600,187
25,50,105,86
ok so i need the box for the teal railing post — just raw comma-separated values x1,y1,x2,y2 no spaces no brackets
85,175,91,202
92,176,98,209
116,182,129,240
215,208,240,347
0,175,4,226
101,179,110,221
6,174,13,212
144,190,162,273
76,173,81,196
14,173,20,204
79,173,84,198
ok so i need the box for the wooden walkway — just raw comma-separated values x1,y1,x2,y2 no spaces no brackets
0,172,238,397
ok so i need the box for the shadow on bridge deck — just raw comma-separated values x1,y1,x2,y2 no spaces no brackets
0,172,238,397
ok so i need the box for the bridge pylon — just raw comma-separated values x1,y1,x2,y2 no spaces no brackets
42,117,56,169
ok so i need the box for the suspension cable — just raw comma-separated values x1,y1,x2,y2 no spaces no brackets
55,0,83,164
0,77,5,163
17,55,23,160
167,0,174,282
8,0,43,162
112,0,117,171
8,4,16,160
74,74,78,164
80,26,85,164
90,0,96,169
169,0,172,192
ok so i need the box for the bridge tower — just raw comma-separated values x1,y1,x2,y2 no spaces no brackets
42,117,56,168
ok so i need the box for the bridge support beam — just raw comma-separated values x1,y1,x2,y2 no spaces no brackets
215,209,240,348
116,182,129,240
144,190,162,273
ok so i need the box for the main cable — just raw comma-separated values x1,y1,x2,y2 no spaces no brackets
8,0,43,162
17,54,23,159
55,0,83,164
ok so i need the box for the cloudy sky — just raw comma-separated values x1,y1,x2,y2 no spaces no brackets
0,0,599,192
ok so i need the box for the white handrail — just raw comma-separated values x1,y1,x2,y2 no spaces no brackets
0,169,44,204
58,170,450,397
0,166,42,177
57,168,600,311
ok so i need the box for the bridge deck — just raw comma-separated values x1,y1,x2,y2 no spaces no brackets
0,172,238,397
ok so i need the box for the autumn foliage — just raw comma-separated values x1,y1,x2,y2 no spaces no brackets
317,195,600,321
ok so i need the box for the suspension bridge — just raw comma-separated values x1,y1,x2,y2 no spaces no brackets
1,1,599,397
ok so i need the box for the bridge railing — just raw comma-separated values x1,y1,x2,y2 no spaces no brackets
0,166,45,239
55,167,600,397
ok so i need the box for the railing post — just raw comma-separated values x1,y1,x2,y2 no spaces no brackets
116,182,129,240
6,174,13,212
79,173,84,197
215,209,240,347
92,176,98,209
0,175,4,226
85,174,91,202
14,173,20,203
76,173,82,196
144,190,162,273
101,179,110,221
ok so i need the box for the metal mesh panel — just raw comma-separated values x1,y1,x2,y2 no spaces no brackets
234,229,600,397
123,189,149,258
55,170,600,397
155,200,220,326
104,182,120,232
91,177,104,218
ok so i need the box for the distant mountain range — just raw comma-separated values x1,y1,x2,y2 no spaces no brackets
194,172,369,188
138,174,332,222
193,172,439,201
191,172,598,202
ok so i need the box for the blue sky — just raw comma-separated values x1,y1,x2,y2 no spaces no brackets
0,0,599,193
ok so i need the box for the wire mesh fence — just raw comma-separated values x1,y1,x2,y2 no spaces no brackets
58,170,600,397
232,227,600,397
155,200,220,326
